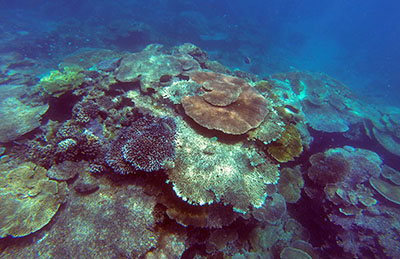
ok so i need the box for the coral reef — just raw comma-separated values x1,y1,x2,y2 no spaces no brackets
278,167,304,203
38,65,86,97
0,162,68,238
182,71,270,135
116,44,200,92
0,96,48,143
3,43,400,258
167,117,279,213
267,124,303,163
106,115,177,173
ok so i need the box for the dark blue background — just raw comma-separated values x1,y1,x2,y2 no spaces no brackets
1,0,399,104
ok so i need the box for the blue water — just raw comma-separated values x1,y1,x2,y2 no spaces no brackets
1,1,400,258
1,0,399,105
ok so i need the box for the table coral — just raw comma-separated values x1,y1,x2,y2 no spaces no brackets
369,177,400,205
381,165,400,185
0,96,49,143
278,167,304,203
267,124,303,162
182,71,269,135
190,71,243,106
269,71,363,133
252,193,287,224
0,162,68,238
167,117,279,213
116,44,200,92
38,65,85,97
307,152,350,186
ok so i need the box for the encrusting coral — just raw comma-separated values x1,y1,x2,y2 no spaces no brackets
182,71,269,135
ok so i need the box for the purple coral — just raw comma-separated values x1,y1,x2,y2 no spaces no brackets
106,115,177,174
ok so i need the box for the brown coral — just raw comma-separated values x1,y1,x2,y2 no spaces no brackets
307,153,350,186
190,71,243,106
278,167,304,203
267,124,303,162
182,71,269,135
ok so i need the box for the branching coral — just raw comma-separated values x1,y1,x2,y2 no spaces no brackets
106,115,177,173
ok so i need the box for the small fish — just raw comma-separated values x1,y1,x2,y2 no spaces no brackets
244,56,252,65
210,136,218,142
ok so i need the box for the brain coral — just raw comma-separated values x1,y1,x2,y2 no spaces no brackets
182,71,269,135
0,162,68,238
167,117,280,213
106,115,177,173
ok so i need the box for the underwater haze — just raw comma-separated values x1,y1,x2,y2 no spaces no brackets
1,0,399,104
1,0,400,258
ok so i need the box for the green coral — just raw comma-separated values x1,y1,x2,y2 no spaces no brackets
38,65,85,97
0,162,68,238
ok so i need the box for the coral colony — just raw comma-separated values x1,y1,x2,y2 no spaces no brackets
1,43,400,258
